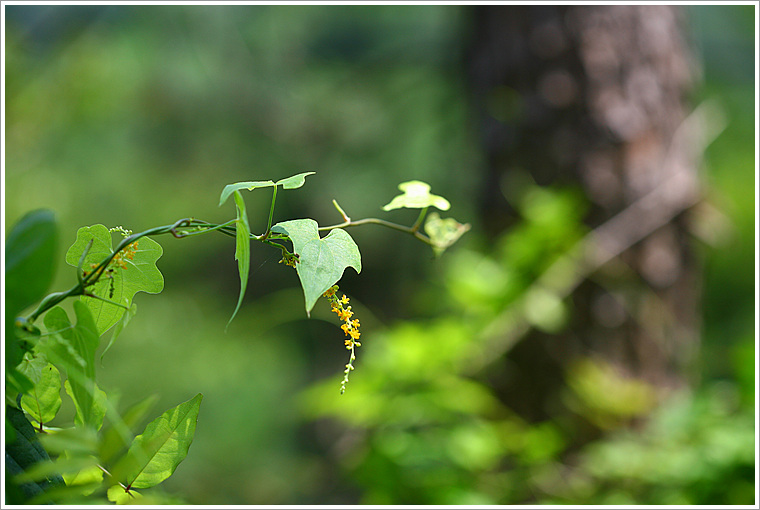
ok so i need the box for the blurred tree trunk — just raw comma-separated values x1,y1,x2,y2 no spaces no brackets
466,5,702,424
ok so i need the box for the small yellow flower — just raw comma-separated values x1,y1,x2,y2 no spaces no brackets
340,295,350,305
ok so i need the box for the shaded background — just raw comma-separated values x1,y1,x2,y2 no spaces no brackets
3,4,756,505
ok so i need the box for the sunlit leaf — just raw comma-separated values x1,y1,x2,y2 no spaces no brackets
227,191,251,330
19,361,62,427
382,180,450,211
40,302,99,428
65,225,163,335
218,171,316,206
112,393,203,489
424,212,471,257
107,485,142,504
271,219,361,315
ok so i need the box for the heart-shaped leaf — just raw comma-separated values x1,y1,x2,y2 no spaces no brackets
218,172,316,206
19,360,62,427
271,219,361,315
382,180,450,211
65,225,164,335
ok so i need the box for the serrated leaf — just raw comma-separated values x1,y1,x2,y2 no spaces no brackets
20,362,62,427
40,303,99,429
276,171,316,189
424,212,471,257
64,379,108,431
65,225,164,335
112,393,202,489
382,180,451,211
271,219,361,315
218,172,316,206
227,191,251,330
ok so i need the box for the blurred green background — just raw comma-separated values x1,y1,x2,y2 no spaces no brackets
3,4,755,505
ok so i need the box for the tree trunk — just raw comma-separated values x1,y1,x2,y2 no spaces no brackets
466,5,701,423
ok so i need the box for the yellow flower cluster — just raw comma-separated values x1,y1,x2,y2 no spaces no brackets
323,286,361,348
323,285,362,394
111,241,139,270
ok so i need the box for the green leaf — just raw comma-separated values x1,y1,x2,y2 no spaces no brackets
40,303,99,428
65,225,164,335
101,303,137,364
271,219,361,315
107,485,142,504
276,171,316,189
218,171,316,206
19,361,62,427
382,180,451,211
112,393,203,489
227,191,251,330
5,210,58,372
99,394,160,464
424,212,471,257
61,453,103,496
64,379,108,431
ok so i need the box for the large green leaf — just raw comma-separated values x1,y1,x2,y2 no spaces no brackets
18,359,62,428
226,190,251,330
5,210,58,374
271,219,361,315
112,393,203,489
40,302,99,429
382,180,451,211
65,225,164,335
99,394,160,464
218,171,316,206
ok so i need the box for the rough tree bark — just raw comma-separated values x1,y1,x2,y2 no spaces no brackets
466,5,703,423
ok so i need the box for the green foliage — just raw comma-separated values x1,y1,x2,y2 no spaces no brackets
5,209,58,391
111,393,202,490
272,219,361,314
5,173,466,504
64,225,164,335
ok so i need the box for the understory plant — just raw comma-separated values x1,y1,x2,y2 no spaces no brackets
3,173,469,504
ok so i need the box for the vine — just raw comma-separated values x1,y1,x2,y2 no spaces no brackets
4,173,469,503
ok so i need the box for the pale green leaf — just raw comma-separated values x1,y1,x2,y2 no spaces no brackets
227,191,251,330
424,212,471,257
276,171,316,189
64,379,108,431
218,172,316,206
112,393,203,489
271,219,361,315
108,484,142,504
382,180,451,211
218,180,275,206
41,302,100,428
61,452,103,495
65,225,164,335
20,362,62,427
